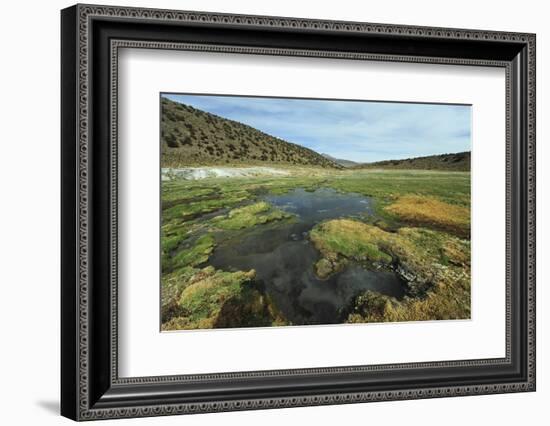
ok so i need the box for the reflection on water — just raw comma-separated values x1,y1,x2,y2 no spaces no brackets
265,187,373,223
209,188,405,325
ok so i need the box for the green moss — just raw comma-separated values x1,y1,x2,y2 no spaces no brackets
162,267,289,330
177,268,255,325
161,221,194,252
161,185,217,205
161,234,181,254
163,199,227,222
310,220,393,265
162,183,251,223
171,234,215,270
212,201,293,230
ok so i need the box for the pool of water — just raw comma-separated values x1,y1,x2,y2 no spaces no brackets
209,188,405,325
265,187,374,224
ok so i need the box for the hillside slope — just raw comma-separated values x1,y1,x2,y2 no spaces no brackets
161,97,340,168
356,151,470,171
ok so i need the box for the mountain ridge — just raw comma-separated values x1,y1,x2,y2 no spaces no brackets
354,151,470,171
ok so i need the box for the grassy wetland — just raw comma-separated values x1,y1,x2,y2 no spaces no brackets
160,95,471,330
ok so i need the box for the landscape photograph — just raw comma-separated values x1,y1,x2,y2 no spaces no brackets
160,94,471,331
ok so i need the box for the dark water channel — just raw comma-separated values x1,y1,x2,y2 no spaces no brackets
209,188,405,325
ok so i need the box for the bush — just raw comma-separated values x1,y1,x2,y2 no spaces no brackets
165,132,179,148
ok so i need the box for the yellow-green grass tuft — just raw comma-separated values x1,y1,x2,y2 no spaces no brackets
310,219,394,264
212,201,293,230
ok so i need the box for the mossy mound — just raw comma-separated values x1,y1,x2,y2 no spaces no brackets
211,201,293,230
162,266,288,330
171,234,215,270
175,267,256,328
310,219,393,278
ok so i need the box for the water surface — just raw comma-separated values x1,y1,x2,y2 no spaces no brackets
210,188,405,325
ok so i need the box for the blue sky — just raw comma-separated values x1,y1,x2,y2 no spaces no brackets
162,93,471,163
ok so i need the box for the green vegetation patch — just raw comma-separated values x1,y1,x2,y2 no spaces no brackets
161,221,195,252
171,233,215,270
177,267,255,327
310,219,393,266
212,201,293,230
162,181,251,223
161,185,217,206
324,170,470,208
162,266,289,330
163,198,229,222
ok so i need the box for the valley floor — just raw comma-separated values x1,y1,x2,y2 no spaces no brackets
160,167,471,330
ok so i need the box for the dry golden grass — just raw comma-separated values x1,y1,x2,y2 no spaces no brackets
347,268,470,323
384,195,470,237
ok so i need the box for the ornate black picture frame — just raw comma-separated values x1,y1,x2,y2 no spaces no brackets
61,4,536,421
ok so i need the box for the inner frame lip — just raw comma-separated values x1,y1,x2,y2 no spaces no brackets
156,90,473,332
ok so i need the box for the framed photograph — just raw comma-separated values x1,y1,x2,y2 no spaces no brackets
61,4,536,421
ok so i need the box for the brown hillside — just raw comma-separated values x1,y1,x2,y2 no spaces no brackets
161,97,340,169
356,151,470,172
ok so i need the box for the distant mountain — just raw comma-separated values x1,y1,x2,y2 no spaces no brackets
321,153,359,168
355,151,470,172
161,98,341,169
